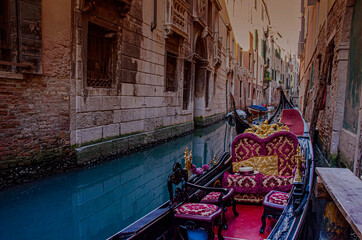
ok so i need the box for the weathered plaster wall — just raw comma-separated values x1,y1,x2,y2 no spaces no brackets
299,0,360,173
0,0,72,183
338,128,357,168
0,0,243,185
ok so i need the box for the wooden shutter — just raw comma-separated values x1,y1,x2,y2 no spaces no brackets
0,0,11,64
17,0,42,74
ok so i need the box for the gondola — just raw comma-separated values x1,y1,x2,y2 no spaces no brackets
229,94,251,134
247,104,268,115
108,88,314,240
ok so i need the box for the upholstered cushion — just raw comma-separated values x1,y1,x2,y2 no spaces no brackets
232,155,279,175
264,138,296,176
200,189,235,204
261,175,294,193
201,192,221,201
232,131,298,176
222,171,262,194
174,203,219,216
268,191,289,206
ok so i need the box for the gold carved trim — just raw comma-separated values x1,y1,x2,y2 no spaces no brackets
245,120,290,138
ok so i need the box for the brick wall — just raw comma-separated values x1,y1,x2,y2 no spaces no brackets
0,0,236,186
300,0,356,161
0,0,73,186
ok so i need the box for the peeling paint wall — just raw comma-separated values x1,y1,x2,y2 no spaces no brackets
0,0,72,173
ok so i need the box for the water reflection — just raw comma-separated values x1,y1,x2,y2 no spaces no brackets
0,121,233,240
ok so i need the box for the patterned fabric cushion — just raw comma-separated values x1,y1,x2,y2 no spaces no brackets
174,203,219,216
268,192,289,206
264,137,296,176
222,171,262,194
232,155,279,175
201,192,221,201
234,193,264,204
232,131,298,176
261,175,294,193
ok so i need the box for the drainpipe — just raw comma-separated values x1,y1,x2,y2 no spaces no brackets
151,0,157,31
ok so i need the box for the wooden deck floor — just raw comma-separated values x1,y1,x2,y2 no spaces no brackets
316,167,362,239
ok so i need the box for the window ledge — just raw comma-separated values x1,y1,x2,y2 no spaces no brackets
0,71,24,80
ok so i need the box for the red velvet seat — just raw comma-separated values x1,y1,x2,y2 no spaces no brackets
259,190,290,233
280,109,305,136
223,131,298,203
200,188,239,230
174,203,222,221
268,191,289,206
200,188,235,204
168,162,226,240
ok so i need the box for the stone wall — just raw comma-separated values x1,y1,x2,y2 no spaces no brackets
71,0,230,146
299,0,360,173
0,0,236,187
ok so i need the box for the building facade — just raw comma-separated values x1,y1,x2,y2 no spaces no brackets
0,0,247,186
226,0,270,108
298,0,361,176
226,0,300,109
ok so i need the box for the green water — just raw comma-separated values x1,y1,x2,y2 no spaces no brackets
0,121,233,240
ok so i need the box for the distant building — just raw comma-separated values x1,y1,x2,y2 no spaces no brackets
226,0,300,108
298,0,361,176
226,0,271,108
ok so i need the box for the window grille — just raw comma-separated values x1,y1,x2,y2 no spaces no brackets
87,23,115,88
183,61,191,109
166,52,177,91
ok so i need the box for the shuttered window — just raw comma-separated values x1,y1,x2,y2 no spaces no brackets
166,52,177,91
0,0,10,70
205,71,210,108
183,61,191,110
87,23,115,88
0,0,42,74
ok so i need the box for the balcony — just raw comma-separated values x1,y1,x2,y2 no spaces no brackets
113,0,133,17
164,0,189,39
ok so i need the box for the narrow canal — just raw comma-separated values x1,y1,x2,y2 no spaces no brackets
0,121,234,240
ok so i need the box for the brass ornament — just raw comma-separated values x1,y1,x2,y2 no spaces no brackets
294,147,305,183
244,120,290,138
184,147,192,175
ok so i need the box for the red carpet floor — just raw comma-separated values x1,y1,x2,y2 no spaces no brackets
215,204,276,240
280,109,304,136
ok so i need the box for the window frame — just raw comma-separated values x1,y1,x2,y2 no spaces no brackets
0,0,11,66
0,0,42,74
86,22,117,88
165,51,178,92
82,17,119,90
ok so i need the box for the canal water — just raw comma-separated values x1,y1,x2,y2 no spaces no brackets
0,121,234,240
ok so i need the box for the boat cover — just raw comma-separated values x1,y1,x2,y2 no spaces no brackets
280,109,304,136
249,105,268,111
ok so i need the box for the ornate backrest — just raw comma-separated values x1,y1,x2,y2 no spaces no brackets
232,131,299,176
244,120,290,138
167,162,189,206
